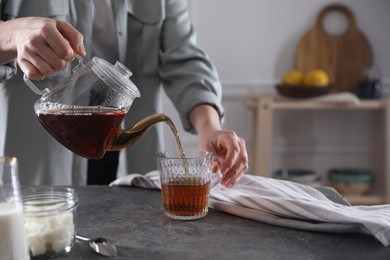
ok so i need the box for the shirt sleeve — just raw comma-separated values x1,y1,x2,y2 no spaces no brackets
158,0,225,134
0,16,17,82
0,61,17,82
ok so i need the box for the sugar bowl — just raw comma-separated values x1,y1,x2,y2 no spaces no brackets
22,186,78,258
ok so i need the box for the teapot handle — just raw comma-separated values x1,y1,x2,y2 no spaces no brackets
23,75,50,96
23,55,84,96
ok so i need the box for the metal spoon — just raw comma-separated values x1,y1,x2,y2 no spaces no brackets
76,235,118,257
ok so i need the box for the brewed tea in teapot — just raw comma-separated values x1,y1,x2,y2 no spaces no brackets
24,56,173,159
36,106,126,158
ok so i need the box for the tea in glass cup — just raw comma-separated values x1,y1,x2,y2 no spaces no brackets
157,150,221,220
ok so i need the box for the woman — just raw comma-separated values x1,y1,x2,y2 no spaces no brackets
0,0,248,187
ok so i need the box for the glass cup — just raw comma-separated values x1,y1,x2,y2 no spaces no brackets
22,186,78,259
0,157,30,260
157,150,221,220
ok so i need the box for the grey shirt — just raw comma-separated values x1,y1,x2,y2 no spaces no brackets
0,0,224,185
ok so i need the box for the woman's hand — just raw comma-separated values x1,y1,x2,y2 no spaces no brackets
189,105,249,188
199,129,248,188
0,17,85,80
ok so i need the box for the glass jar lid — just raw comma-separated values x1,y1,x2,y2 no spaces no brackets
91,57,141,99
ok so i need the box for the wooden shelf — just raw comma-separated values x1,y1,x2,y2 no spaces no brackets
248,92,387,110
344,195,386,205
247,92,390,205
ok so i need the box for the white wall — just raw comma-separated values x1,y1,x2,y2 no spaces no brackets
192,0,390,85
161,0,390,184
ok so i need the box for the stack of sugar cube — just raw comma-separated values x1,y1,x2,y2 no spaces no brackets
24,203,75,257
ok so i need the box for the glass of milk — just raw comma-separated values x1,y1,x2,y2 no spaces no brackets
0,156,30,260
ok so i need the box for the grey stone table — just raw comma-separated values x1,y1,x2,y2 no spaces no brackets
55,186,390,260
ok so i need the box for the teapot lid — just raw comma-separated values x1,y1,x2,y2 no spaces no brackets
91,57,141,98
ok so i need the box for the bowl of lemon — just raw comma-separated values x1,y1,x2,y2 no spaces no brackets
276,69,333,98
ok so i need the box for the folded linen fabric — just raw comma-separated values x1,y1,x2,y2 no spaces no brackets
110,171,390,246
109,171,161,189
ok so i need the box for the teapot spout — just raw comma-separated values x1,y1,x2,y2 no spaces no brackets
108,113,174,151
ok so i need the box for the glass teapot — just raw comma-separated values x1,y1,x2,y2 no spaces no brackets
24,56,172,159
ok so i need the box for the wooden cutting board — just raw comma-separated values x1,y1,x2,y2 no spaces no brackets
295,4,373,93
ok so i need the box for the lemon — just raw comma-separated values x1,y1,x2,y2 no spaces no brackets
282,70,304,86
304,69,329,87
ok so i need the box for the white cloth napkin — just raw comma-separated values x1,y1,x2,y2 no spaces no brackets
110,171,390,246
109,171,161,189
